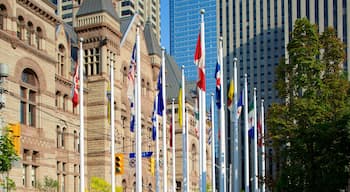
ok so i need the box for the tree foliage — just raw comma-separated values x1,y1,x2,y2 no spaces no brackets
89,177,111,192
35,176,59,192
267,18,350,191
0,127,18,173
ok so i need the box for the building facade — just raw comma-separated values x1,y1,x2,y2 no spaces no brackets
0,0,210,191
218,0,349,191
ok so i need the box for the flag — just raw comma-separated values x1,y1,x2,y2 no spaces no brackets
237,90,244,119
257,117,262,147
194,32,205,91
128,43,136,132
227,78,234,110
127,43,136,101
208,127,212,145
169,118,173,147
157,67,164,116
215,61,221,109
107,81,111,123
248,103,255,139
178,86,183,127
152,98,157,141
71,61,79,107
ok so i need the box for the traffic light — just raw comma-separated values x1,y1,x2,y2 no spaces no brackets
115,153,124,175
8,123,21,155
150,157,155,176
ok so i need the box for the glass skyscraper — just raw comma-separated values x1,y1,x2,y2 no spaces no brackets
170,0,217,99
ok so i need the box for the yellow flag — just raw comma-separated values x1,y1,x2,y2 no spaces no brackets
227,78,234,110
178,86,182,127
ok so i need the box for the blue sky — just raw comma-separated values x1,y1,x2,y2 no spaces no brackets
160,0,170,52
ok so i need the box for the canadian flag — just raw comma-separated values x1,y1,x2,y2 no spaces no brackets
194,32,205,91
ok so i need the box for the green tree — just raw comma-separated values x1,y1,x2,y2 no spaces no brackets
0,126,19,191
267,18,350,192
35,176,59,192
89,177,111,192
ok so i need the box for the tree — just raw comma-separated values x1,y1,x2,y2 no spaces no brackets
89,177,111,192
267,18,350,192
35,176,59,192
0,126,19,191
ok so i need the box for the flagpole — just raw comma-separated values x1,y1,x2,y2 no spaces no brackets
161,47,168,192
172,98,176,192
243,74,249,192
253,88,258,192
261,99,265,192
219,37,226,192
200,9,207,192
181,65,187,192
185,107,190,192
155,95,160,192
210,93,216,192
110,50,116,192
79,38,85,192
135,24,142,192
233,58,239,192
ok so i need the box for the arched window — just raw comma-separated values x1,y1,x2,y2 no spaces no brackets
63,94,68,111
62,127,66,148
191,143,196,171
20,68,38,127
26,21,33,45
58,44,66,76
55,91,61,108
35,27,43,49
122,179,127,192
0,4,7,30
57,126,61,148
17,16,25,39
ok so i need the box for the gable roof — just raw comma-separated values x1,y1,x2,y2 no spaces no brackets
144,20,161,56
76,0,119,21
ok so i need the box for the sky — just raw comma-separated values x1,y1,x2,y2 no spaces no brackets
160,0,170,52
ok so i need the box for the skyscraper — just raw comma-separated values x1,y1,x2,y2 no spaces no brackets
118,0,161,42
218,0,349,191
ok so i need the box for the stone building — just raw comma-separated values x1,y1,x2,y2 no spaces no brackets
0,0,211,191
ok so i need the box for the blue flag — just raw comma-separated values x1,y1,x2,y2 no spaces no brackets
130,102,135,132
157,67,164,116
152,98,157,141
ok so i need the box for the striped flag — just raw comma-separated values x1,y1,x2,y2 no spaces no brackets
152,98,157,141
237,90,244,119
248,103,255,139
128,43,136,132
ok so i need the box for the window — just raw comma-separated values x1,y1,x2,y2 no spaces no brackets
63,94,68,111
58,44,66,76
62,127,66,148
31,166,37,187
84,48,100,76
0,4,7,30
57,126,62,148
191,143,196,171
17,16,25,39
20,69,38,127
35,27,43,50
74,130,78,152
22,164,27,186
26,21,33,45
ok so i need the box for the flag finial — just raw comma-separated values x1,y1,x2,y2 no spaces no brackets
219,36,223,41
233,57,237,62
161,47,165,51
200,9,205,14
80,37,84,42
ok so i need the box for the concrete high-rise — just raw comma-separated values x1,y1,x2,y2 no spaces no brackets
218,0,349,191
117,0,161,42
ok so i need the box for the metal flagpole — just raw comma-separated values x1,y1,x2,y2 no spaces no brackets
79,38,85,192
243,74,249,192
181,65,187,192
136,24,142,192
110,51,116,192
219,37,226,192
253,88,258,192
200,9,207,192
156,95,160,192
161,47,168,192
233,58,239,192
172,98,176,192
261,99,265,192
229,164,232,192
210,94,216,192
186,107,190,192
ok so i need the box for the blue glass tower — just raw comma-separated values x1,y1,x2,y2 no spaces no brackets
170,0,217,100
